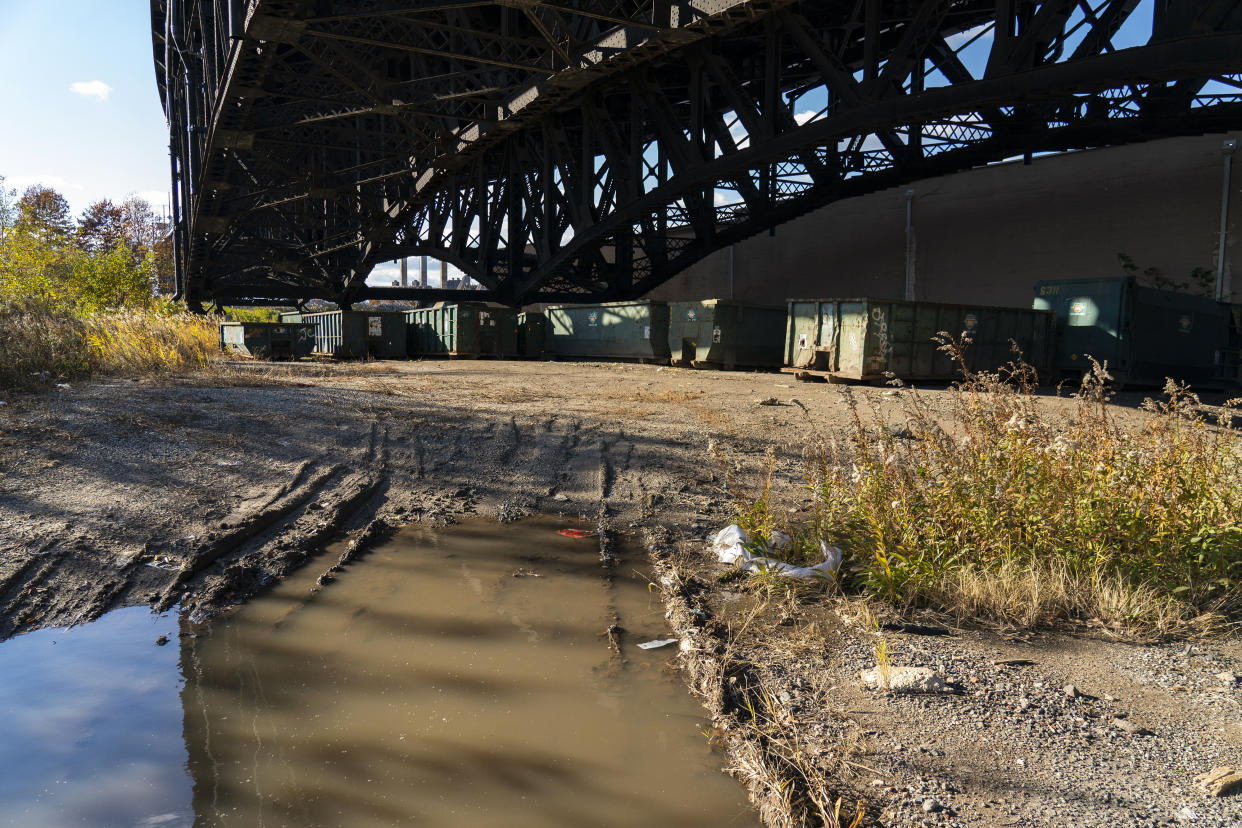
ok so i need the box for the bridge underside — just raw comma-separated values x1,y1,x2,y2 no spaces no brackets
154,1,1242,308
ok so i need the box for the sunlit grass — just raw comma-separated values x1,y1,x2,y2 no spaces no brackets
0,298,220,389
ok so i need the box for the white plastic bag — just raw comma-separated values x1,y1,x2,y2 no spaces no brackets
767,531,793,553
818,541,843,576
738,542,843,580
713,525,752,564
712,524,749,551
710,524,844,581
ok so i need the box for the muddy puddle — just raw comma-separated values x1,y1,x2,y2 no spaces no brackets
0,518,755,827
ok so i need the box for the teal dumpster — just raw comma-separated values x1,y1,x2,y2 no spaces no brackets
1033,277,1234,387
785,298,1055,383
545,301,670,362
219,322,316,360
404,303,518,357
302,310,407,359
668,300,785,369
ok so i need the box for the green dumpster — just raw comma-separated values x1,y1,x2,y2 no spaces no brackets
668,300,785,369
1033,277,1234,388
302,310,408,359
219,322,316,360
404,303,518,357
517,311,547,359
545,301,670,362
785,298,1055,383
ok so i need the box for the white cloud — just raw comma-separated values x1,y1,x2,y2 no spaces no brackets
795,110,819,125
6,174,82,194
70,80,112,101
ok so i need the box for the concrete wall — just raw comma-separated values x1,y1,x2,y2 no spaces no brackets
647,131,1242,309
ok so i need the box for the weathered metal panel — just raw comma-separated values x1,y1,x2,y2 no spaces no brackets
277,311,302,323
668,300,785,369
302,311,407,359
787,298,1055,382
545,301,670,361
219,322,315,360
1034,277,1232,387
404,303,518,357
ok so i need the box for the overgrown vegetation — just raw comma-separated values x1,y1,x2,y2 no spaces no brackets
0,299,219,389
0,175,218,389
721,341,1242,633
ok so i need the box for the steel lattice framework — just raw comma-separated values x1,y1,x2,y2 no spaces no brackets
154,1,1242,309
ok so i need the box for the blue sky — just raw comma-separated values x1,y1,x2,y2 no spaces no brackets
0,2,171,217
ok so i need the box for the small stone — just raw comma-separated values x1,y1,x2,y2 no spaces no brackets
155,635,169,646
1063,683,1079,698
922,798,940,813
552,493,568,501
755,397,780,406
1176,806,1198,822
1112,718,1152,736
1195,766,1242,797
1217,671,1238,685
861,666,954,694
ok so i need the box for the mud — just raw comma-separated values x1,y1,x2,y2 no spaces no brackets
0,360,840,635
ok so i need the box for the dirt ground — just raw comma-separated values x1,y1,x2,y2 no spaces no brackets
1,359,1240,826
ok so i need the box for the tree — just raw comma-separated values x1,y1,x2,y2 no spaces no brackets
77,199,126,253
17,185,74,243
0,175,15,235
1,183,160,312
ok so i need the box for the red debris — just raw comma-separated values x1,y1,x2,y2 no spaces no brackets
556,528,594,539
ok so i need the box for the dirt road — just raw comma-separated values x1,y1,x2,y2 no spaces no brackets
0,359,829,635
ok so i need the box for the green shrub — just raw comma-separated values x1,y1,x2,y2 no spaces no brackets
808,340,1242,627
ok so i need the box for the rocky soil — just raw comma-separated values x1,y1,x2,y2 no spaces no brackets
656,535,1242,828
1,358,1239,826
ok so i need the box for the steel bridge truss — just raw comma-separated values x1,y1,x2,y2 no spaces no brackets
154,1,1242,308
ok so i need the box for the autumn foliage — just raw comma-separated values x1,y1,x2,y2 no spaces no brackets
0,177,217,389
0,178,172,312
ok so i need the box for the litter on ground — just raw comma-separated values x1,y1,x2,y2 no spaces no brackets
710,524,842,580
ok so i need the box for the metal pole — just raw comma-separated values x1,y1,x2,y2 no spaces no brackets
1216,138,1236,302
399,257,407,287
420,255,428,287
904,188,916,301
228,0,246,40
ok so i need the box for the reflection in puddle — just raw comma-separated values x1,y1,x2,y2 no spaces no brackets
185,518,754,826
0,519,755,827
0,606,191,828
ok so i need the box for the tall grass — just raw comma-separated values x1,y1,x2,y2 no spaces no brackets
0,299,92,388
0,298,220,389
807,340,1242,629
83,309,219,376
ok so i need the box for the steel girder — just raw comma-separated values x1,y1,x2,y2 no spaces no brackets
154,1,1242,308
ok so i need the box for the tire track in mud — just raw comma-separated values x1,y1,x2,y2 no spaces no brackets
157,422,395,616
487,415,577,521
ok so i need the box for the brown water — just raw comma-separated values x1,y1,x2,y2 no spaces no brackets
180,517,755,827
